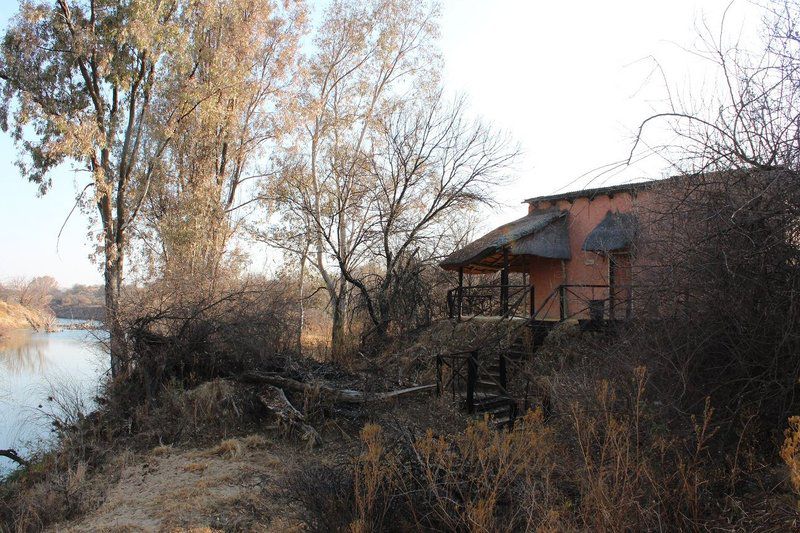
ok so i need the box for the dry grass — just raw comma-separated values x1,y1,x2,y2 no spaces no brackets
48,441,301,531
150,445,173,457
287,365,799,532
241,434,269,448
205,439,243,459
781,416,800,497
182,462,209,473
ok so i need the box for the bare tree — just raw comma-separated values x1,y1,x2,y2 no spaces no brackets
626,0,800,439
265,0,441,358
345,93,517,339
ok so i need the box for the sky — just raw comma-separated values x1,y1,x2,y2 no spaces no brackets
0,0,762,287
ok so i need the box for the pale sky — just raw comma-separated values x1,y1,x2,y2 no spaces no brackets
0,0,762,287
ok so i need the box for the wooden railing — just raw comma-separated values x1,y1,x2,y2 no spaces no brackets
437,283,634,416
436,350,477,410
446,284,532,319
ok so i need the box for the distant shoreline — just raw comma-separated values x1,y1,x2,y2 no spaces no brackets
55,319,104,331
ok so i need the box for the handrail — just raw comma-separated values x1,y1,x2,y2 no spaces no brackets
437,282,635,416
447,284,531,319
438,285,533,411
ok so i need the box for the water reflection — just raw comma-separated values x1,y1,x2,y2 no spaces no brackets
0,330,48,374
0,320,108,475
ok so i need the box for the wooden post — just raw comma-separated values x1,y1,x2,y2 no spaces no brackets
500,248,509,316
609,254,616,321
466,352,477,414
457,267,464,321
530,285,535,318
559,285,567,321
522,272,529,317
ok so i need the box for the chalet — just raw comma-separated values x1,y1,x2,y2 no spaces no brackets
440,178,670,324
436,177,678,423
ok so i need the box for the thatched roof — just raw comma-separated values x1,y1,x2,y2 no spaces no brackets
441,209,570,273
510,214,571,259
582,210,638,252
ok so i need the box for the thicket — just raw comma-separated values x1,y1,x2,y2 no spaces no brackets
0,278,326,530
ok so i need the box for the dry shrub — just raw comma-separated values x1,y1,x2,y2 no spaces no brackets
633,171,800,446
324,366,765,531
282,463,355,533
0,459,95,532
351,424,400,532
151,444,174,456
183,461,209,473
781,416,800,496
408,409,556,532
0,378,114,531
568,367,719,530
118,278,298,400
207,438,244,459
126,379,262,447
241,434,269,448
297,410,559,532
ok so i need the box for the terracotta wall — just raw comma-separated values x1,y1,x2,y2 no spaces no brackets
527,190,652,319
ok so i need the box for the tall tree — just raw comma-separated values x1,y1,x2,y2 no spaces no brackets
140,0,304,289
352,93,516,338
268,0,441,358
0,0,302,375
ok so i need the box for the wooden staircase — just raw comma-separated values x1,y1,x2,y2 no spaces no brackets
473,321,556,428
437,283,617,429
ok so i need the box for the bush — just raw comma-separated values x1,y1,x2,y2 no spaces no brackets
311,362,800,532
282,463,355,532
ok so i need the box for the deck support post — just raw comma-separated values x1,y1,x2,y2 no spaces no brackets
466,351,477,414
499,353,507,390
500,248,509,316
457,267,464,321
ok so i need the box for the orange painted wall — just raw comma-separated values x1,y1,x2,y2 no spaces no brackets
527,190,653,319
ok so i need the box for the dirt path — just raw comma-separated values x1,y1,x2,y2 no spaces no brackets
52,436,305,532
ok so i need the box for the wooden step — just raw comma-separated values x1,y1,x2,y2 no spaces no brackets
461,391,507,402
474,380,502,391
471,394,514,411
490,415,513,428
478,403,512,416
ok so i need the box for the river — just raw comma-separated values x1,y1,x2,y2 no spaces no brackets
0,319,108,475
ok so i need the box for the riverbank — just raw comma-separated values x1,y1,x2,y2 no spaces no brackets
0,301,55,336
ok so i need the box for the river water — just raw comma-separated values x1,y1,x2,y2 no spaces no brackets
0,319,108,475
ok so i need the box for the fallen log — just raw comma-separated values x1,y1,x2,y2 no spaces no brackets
0,448,29,467
241,372,435,404
258,385,322,449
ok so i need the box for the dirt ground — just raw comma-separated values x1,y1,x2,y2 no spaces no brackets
47,390,464,533
26,319,479,532
51,436,309,532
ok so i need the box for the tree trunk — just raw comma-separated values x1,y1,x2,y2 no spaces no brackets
330,284,348,361
105,252,126,378
297,247,308,356
375,292,391,340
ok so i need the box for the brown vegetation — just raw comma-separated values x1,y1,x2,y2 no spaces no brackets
2,1,800,532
